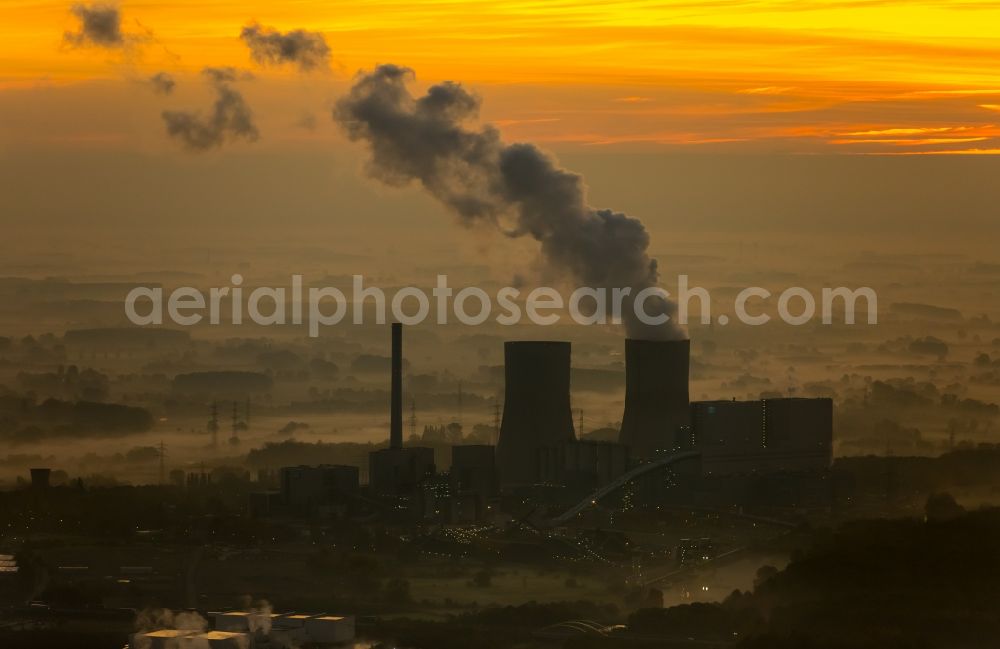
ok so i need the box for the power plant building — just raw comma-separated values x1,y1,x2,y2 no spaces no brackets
537,440,629,490
369,446,436,496
496,341,576,487
30,467,51,489
362,323,832,511
692,398,833,475
450,444,498,499
369,323,436,496
280,465,359,513
619,339,691,458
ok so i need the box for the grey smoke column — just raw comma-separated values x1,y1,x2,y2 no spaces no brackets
619,339,691,458
497,341,576,486
390,322,403,450
334,64,682,340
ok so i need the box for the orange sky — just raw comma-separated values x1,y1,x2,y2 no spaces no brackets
3,0,1000,153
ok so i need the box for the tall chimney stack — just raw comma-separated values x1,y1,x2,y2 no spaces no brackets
390,322,403,450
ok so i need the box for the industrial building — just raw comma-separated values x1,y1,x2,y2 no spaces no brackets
29,468,51,489
353,325,833,515
418,472,487,523
368,323,436,496
448,444,498,520
537,440,630,490
619,339,691,458
492,335,831,507
496,341,577,486
451,444,498,496
692,397,833,475
279,465,359,512
369,446,436,496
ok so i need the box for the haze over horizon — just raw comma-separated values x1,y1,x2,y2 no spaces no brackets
1,6,1000,649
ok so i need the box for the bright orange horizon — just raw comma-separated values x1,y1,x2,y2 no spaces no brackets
3,0,1000,153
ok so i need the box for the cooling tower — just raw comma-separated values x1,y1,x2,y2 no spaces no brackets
619,339,691,458
497,341,576,486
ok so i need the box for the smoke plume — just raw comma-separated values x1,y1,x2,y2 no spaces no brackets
149,71,175,95
334,65,682,340
162,67,259,151
64,3,125,48
240,22,330,72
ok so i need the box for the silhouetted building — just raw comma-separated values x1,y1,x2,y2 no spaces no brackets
497,341,576,487
369,323,436,495
448,444,497,521
451,445,497,497
248,490,282,518
691,399,762,470
186,471,212,487
419,472,454,521
280,465,359,513
29,467,51,489
369,446,436,496
537,440,629,490
692,397,833,475
763,397,834,464
619,339,691,458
